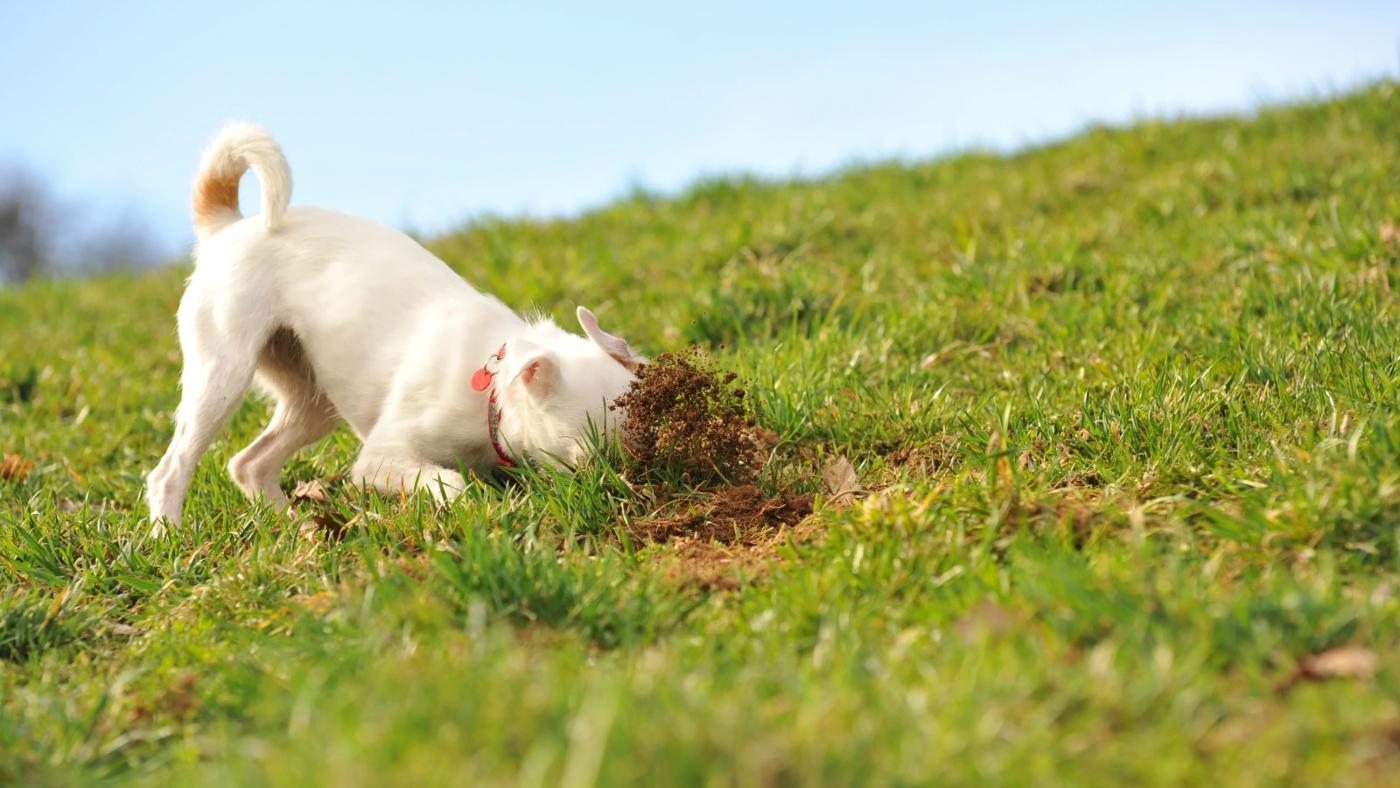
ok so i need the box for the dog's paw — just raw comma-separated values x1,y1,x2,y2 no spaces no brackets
424,470,468,503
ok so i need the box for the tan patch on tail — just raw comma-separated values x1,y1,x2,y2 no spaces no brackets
192,171,241,233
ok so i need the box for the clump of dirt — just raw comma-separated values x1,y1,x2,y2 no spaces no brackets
612,347,765,485
606,348,835,589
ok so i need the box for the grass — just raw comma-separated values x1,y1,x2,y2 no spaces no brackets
1,81,1398,785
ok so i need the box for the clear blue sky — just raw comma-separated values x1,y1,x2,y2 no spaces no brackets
1,1,1396,256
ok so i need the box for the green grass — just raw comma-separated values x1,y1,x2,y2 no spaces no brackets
2,81,1398,785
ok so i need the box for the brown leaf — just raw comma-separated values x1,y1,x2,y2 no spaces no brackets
954,601,1014,642
301,511,358,541
822,455,864,504
1381,221,1398,251
291,479,328,503
1,453,34,482
1298,645,1378,681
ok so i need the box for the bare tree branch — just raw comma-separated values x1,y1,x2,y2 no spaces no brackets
0,166,165,284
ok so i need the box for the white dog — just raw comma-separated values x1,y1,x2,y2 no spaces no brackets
146,123,641,532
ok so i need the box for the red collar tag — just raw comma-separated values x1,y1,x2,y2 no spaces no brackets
470,367,492,391
472,344,506,391
472,344,515,467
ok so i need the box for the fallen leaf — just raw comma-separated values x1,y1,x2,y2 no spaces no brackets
1,453,34,482
953,601,1014,642
1298,645,1378,681
291,479,328,503
822,455,864,505
301,511,358,541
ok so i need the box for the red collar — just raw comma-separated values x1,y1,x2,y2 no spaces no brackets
471,343,515,468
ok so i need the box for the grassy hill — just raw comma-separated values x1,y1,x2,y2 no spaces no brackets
2,81,1398,784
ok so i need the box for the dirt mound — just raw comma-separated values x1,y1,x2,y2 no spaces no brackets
612,347,764,484
632,485,813,546
607,347,836,589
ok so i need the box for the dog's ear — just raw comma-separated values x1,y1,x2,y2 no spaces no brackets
577,306,641,372
505,341,557,398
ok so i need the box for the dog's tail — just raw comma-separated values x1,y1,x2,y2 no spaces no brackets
191,122,292,241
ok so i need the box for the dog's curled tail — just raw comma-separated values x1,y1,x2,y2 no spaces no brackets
192,121,292,240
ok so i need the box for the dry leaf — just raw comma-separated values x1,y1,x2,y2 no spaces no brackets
1298,645,1378,681
1,453,34,482
291,479,328,503
822,455,864,505
953,601,1014,642
301,510,358,541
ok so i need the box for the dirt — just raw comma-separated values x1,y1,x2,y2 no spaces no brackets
608,349,850,587
632,485,813,545
879,437,958,478
129,673,201,724
631,486,820,590
612,347,764,485
622,485,817,590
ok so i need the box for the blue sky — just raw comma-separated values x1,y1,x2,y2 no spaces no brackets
1,1,1396,255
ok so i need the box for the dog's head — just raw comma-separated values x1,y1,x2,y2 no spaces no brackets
494,306,642,467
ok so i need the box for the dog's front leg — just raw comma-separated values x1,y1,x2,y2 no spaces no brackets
351,450,468,503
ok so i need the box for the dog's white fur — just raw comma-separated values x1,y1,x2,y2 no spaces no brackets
146,122,640,532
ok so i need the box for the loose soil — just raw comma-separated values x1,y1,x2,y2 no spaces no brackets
623,483,825,591
612,348,833,588
633,486,820,591
612,347,764,485
632,485,814,546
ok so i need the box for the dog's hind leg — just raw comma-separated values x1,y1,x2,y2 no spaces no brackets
227,396,338,508
146,299,264,534
146,357,258,534
228,330,340,507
